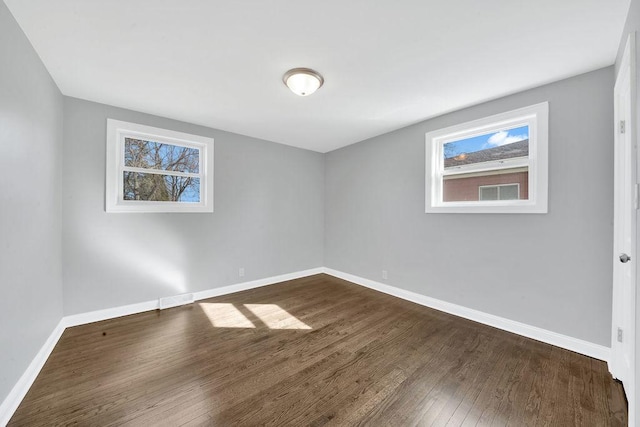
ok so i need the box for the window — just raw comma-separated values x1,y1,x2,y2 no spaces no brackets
479,184,519,201
425,102,548,213
106,119,214,213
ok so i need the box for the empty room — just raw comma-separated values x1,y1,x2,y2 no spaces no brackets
2,0,640,425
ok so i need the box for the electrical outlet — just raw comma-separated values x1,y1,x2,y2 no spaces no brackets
382,270,388,280
239,267,245,277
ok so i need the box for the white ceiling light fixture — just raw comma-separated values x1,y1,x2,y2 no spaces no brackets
283,68,324,96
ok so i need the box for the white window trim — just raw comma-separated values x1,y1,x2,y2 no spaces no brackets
478,183,520,201
425,102,548,214
106,119,214,213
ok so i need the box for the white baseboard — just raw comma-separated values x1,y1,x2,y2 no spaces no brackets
0,267,324,425
322,268,611,363
62,268,325,328
0,319,66,427
194,268,325,301
64,300,160,328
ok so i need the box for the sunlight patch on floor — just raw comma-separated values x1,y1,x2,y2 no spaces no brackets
199,303,255,328
198,303,311,329
244,304,312,330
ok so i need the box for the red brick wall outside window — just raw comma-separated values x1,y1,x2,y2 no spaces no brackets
443,171,529,202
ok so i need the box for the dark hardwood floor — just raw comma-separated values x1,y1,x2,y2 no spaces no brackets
9,274,627,426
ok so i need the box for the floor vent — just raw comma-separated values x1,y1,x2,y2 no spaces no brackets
159,293,195,310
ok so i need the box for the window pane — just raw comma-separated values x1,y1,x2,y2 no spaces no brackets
443,125,529,169
479,186,498,200
123,172,200,202
499,184,519,200
124,138,199,173
441,125,529,203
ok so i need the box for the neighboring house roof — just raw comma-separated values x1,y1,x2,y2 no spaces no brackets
445,139,529,168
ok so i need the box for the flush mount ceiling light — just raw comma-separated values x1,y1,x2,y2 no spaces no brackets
283,68,324,96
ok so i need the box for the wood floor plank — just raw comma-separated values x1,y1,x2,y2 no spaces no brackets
428,331,510,426
8,274,627,426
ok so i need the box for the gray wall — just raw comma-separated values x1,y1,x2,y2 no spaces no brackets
62,98,324,315
0,2,64,404
325,67,614,346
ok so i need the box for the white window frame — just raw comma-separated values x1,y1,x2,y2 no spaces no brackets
478,183,520,201
425,102,548,214
106,119,214,213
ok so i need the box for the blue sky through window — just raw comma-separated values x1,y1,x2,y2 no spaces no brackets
123,137,201,203
444,125,529,159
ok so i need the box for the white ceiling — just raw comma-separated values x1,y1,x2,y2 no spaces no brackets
5,0,631,153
